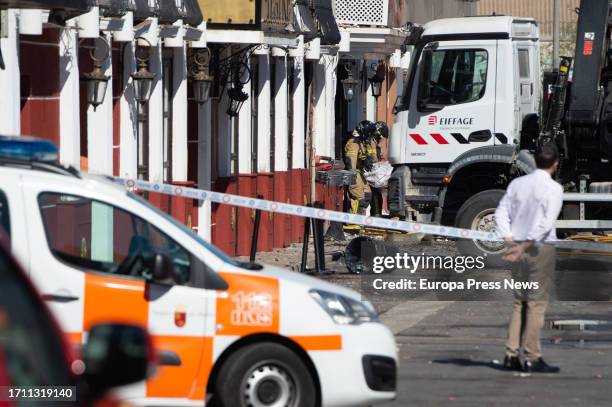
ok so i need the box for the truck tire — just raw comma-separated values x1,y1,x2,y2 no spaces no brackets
214,342,316,407
455,189,506,267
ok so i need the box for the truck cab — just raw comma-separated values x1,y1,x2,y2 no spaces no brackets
389,16,541,263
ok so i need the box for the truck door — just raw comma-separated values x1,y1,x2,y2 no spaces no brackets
23,183,210,402
405,40,498,164
516,44,538,123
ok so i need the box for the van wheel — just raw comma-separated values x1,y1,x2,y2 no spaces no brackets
455,190,506,267
214,342,316,407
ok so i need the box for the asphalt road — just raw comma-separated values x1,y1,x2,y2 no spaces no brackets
248,237,612,406
381,300,612,407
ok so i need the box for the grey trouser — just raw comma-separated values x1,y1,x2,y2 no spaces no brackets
505,244,555,361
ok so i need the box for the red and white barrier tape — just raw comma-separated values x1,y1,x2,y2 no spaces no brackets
114,177,612,254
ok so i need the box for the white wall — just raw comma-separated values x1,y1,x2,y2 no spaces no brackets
238,58,253,174
257,52,271,173
171,46,188,182
148,43,164,182
197,99,212,241
58,27,80,167
87,35,113,175
291,40,306,169
119,42,138,178
0,10,21,135
274,55,288,172
312,54,339,159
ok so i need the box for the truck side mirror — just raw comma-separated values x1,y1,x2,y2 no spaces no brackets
82,323,155,399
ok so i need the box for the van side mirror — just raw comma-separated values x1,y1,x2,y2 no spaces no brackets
82,323,154,399
150,253,172,281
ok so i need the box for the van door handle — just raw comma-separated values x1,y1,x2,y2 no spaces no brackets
41,294,80,303
158,350,182,366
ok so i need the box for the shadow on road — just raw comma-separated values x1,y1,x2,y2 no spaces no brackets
432,358,508,371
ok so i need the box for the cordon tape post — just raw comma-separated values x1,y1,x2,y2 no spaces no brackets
114,177,612,255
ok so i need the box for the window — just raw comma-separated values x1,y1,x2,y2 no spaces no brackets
38,193,191,284
0,192,9,243
0,249,72,387
518,49,530,79
419,48,488,107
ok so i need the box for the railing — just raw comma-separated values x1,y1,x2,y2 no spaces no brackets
333,0,389,27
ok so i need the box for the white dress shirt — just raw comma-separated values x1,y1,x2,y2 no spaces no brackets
495,169,563,242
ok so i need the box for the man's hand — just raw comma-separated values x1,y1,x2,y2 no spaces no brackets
502,241,532,263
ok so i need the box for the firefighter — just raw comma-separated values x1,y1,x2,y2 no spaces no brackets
368,121,389,216
344,121,376,214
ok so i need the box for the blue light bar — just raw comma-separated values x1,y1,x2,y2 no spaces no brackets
0,136,59,162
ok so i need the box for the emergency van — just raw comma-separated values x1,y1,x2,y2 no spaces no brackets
0,136,397,407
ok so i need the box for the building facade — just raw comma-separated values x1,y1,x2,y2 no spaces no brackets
0,0,474,256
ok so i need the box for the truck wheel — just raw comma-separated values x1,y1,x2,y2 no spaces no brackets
214,342,316,407
455,190,506,267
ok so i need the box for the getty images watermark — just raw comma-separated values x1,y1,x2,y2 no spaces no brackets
372,253,486,274
370,253,541,293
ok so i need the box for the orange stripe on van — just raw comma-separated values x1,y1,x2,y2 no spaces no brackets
83,273,148,331
216,273,279,336
290,335,342,351
146,335,212,400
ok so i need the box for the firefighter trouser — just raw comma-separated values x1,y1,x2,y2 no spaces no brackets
348,172,371,214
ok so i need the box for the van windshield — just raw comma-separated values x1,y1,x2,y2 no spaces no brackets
127,193,238,266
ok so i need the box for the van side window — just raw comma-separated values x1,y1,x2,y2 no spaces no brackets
419,48,488,106
0,191,9,244
38,193,191,285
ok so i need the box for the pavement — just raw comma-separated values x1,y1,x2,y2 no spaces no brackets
241,235,612,407
382,300,612,407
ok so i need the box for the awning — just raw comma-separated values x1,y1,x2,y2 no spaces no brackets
312,0,341,45
158,0,181,25
0,0,91,23
132,0,153,23
0,0,89,9
182,0,202,27
293,0,316,41
98,0,128,18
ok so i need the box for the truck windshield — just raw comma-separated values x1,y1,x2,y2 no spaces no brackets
127,193,238,266
420,48,488,106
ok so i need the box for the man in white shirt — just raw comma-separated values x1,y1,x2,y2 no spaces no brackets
494,143,563,373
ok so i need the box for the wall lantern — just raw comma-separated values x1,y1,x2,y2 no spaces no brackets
226,84,249,117
132,37,156,105
222,57,252,117
340,62,359,102
81,37,111,111
368,61,385,98
189,48,213,105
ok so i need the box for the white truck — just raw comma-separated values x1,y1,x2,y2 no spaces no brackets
389,3,612,264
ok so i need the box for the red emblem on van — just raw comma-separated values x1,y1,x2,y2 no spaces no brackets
175,311,186,327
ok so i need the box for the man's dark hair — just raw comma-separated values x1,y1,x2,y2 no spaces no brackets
535,142,559,169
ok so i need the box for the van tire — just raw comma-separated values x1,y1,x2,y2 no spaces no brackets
455,189,506,267
214,342,316,407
